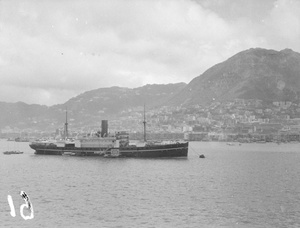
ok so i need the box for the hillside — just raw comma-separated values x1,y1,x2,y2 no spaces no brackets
0,83,186,131
51,83,186,127
0,102,49,129
62,83,186,114
169,48,300,106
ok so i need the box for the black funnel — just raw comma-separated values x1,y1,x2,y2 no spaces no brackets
101,120,108,137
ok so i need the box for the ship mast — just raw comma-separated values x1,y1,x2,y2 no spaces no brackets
64,108,68,139
143,104,146,142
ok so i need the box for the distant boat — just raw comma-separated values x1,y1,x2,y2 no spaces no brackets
15,137,30,142
226,143,235,146
3,151,24,155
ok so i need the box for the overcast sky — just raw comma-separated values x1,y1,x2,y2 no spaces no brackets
0,0,299,106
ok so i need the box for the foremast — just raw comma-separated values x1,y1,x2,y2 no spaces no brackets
64,108,68,139
143,104,146,142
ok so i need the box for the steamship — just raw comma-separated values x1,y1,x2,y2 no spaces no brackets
29,112,188,158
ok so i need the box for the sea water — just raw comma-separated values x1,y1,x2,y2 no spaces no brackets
1,140,300,227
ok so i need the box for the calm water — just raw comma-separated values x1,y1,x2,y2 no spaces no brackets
1,140,300,227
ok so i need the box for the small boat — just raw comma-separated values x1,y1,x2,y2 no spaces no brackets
3,151,24,155
15,137,30,142
226,143,235,146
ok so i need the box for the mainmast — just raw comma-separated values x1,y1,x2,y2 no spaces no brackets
143,104,146,142
64,108,68,139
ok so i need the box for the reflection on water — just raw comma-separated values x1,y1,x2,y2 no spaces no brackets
1,141,300,227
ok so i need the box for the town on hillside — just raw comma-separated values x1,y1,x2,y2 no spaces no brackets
2,99,300,143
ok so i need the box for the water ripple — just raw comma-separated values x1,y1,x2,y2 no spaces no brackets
1,141,300,227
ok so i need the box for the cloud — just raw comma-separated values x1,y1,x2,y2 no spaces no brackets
264,0,300,45
0,0,299,105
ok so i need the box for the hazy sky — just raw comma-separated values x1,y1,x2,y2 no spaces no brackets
0,0,299,106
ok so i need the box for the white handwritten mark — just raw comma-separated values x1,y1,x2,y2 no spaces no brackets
19,191,34,220
7,195,16,217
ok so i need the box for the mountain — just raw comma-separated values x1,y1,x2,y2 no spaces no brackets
169,48,300,106
0,83,186,131
51,83,186,127
62,83,186,114
2,47,300,132
0,102,49,129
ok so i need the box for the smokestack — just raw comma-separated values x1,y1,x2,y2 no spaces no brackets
101,120,108,137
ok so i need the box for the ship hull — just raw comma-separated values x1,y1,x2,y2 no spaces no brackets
117,143,188,158
30,142,189,158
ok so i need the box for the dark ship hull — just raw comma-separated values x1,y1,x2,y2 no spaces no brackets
105,142,188,158
29,142,188,158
